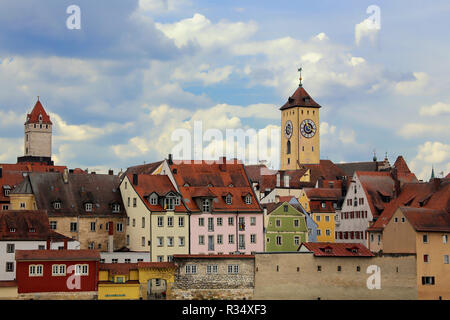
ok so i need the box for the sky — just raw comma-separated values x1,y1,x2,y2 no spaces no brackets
0,0,449,180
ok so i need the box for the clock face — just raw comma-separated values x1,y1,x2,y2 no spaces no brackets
284,120,293,139
300,119,317,138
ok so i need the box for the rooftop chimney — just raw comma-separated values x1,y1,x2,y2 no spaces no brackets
168,154,173,165
133,173,138,185
219,156,227,171
108,169,114,175
63,238,68,250
46,238,51,250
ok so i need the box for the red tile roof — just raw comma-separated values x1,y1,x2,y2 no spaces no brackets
25,99,52,125
280,86,321,110
399,207,450,232
15,249,100,261
100,263,139,275
369,179,450,231
304,188,341,200
357,171,395,217
300,242,374,257
128,174,188,212
169,159,261,213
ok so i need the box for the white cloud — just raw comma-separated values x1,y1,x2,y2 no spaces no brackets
355,18,379,46
0,138,22,162
394,72,429,95
409,141,450,180
397,123,449,138
172,64,234,85
138,0,190,14
419,102,450,116
155,13,258,49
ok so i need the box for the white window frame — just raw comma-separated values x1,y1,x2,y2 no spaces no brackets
85,203,93,212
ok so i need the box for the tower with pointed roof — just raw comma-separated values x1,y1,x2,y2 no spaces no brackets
17,98,53,165
280,70,321,170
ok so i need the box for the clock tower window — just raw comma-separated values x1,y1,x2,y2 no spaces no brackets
287,141,291,154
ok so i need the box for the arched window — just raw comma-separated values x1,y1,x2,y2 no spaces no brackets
287,140,291,154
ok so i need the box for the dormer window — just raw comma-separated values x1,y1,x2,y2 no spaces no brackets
112,204,120,213
225,194,232,205
29,228,36,233
175,197,180,206
4,188,11,197
85,203,93,212
149,195,158,205
39,115,43,122
245,195,252,205
202,199,211,212
54,202,61,210
9,228,16,233
229,184,234,187
164,197,175,211
184,183,190,187
321,202,326,208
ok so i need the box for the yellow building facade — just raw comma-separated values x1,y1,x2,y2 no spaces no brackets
280,79,321,170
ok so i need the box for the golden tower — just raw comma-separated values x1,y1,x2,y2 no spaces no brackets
280,69,321,170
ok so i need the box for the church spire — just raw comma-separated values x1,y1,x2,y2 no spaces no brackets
430,165,435,180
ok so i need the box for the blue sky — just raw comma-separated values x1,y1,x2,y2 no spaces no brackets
0,0,449,180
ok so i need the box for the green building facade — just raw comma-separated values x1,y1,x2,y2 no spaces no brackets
266,202,308,252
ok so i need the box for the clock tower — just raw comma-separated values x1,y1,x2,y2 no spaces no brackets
280,69,321,170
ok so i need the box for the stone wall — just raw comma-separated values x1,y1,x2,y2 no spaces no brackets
253,252,417,300
169,288,253,300
18,291,97,300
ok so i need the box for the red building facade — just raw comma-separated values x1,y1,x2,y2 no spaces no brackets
15,250,100,294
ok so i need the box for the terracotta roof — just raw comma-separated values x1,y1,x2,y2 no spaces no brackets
100,263,139,275
445,173,450,179
173,254,254,259
0,210,67,241
15,249,100,261
369,179,450,231
124,161,163,176
169,159,261,213
28,172,126,218
300,242,374,257
304,188,341,200
280,86,321,110
263,202,285,214
137,262,177,269
25,99,52,125
336,161,385,176
357,171,395,217
400,207,450,232
127,174,188,212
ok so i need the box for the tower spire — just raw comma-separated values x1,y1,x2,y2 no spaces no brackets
298,67,303,87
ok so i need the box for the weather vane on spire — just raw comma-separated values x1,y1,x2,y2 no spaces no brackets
298,67,303,87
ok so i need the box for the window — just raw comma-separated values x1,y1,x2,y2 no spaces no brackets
423,234,428,243
52,264,66,276
217,217,223,226
164,197,175,210
142,237,146,247
276,219,281,227
29,265,43,276
294,236,300,245
208,217,214,232
321,202,326,208
9,228,16,233
250,234,256,244
198,235,204,245
2,205,8,210
85,203,92,212
178,217,185,227
112,259,118,264
226,194,232,205
179,237,185,247
283,205,288,212
217,235,223,245
316,215,321,222
127,197,130,207
443,235,448,244
167,216,174,227
6,243,15,253
228,217,234,226
198,218,204,227
239,234,245,250
422,276,435,285
50,221,57,230
20,203,26,209
202,199,210,212
157,237,164,247
317,266,322,272
325,215,330,222
228,234,234,244
90,222,96,232
54,202,61,210
157,256,164,262
317,229,321,236
6,262,14,272
116,223,123,232
207,265,218,274
88,242,95,250
370,234,374,242
357,266,361,272
250,217,256,226
133,198,137,207
424,254,429,263
276,236,282,245
124,182,127,190
168,237,174,247
132,218,136,227
113,204,120,213
175,197,180,206
239,217,245,231
185,265,197,274
150,196,157,205
155,279,161,286
394,217,398,222
294,219,299,227
126,235,130,246
245,195,252,204
4,189,10,197
337,266,342,272
157,216,163,227
228,265,239,274
326,229,331,236
444,255,449,264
